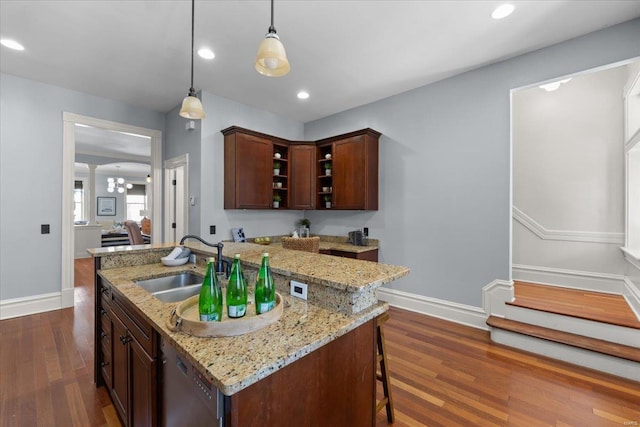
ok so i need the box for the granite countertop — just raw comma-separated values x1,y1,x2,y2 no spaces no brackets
99,262,387,396
94,243,410,396
90,241,405,294
184,241,402,293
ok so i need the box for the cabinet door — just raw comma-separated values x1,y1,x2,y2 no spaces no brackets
225,132,273,209
333,136,366,209
130,337,157,427
111,312,129,425
290,145,315,209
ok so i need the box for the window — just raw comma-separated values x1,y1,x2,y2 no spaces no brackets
73,180,85,221
126,184,146,221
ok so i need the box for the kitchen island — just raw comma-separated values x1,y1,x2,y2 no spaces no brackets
89,241,409,426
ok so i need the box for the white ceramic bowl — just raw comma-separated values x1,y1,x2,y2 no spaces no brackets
161,257,189,267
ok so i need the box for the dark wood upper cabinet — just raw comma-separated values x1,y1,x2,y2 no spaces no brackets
317,129,380,211
222,126,379,211
223,129,274,209
290,144,316,210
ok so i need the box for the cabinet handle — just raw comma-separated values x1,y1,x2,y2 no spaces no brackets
119,335,132,345
101,361,109,367
101,332,107,339
100,309,107,316
101,286,109,294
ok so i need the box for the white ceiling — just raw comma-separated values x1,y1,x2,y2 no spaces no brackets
2,1,640,124
74,125,151,177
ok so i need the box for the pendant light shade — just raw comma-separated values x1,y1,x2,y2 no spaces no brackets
255,0,290,77
180,88,205,119
179,0,205,119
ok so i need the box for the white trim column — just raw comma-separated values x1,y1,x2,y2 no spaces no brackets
88,164,97,224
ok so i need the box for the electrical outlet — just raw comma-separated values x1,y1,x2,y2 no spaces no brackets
41,224,50,234
210,225,216,234
290,280,308,300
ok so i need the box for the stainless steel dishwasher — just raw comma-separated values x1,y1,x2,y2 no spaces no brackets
160,337,225,427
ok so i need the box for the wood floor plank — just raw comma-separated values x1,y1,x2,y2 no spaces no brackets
65,382,91,427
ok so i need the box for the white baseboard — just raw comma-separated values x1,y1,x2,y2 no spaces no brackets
624,277,640,319
482,279,514,318
376,287,488,330
512,264,626,294
0,292,65,320
61,287,75,308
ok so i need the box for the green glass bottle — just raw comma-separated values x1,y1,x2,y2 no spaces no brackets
226,254,248,318
255,252,276,314
199,258,222,322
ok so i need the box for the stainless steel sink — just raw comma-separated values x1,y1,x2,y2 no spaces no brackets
152,285,202,303
135,272,203,303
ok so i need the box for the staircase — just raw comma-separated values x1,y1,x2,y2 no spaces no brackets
487,281,640,381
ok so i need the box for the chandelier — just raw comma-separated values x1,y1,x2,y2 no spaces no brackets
107,166,133,193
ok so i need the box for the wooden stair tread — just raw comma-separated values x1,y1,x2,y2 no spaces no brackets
487,316,640,363
508,281,640,329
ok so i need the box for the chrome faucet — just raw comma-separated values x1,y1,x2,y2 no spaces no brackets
179,235,230,278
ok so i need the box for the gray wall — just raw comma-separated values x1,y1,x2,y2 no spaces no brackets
304,19,640,307
0,73,165,300
163,91,305,241
164,102,202,233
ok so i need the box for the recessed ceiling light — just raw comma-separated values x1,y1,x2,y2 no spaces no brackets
198,48,215,60
491,4,515,20
0,38,25,51
297,91,310,100
539,78,572,92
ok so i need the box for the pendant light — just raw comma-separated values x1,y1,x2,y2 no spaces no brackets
255,0,290,77
179,0,206,119
107,166,132,194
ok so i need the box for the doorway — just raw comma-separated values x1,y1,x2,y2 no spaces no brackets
164,154,189,243
510,59,637,291
61,112,163,308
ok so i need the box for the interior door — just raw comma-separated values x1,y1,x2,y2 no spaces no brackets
164,161,188,243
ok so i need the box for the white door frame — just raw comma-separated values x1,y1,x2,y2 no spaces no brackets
164,154,189,242
62,112,162,308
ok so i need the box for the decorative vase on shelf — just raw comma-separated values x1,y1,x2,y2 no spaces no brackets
325,169,331,176
274,168,280,176
325,202,331,209
273,201,280,209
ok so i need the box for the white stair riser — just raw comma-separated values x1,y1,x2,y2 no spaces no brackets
504,305,640,348
490,328,640,382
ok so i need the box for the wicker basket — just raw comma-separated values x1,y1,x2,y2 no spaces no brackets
281,236,320,253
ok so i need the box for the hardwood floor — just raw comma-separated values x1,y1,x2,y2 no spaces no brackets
0,258,121,427
2,260,639,426
376,307,640,426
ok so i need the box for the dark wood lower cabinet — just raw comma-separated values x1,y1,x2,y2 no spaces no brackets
96,276,159,427
131,338,157,427
110,312,129,423
225,318,376,427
